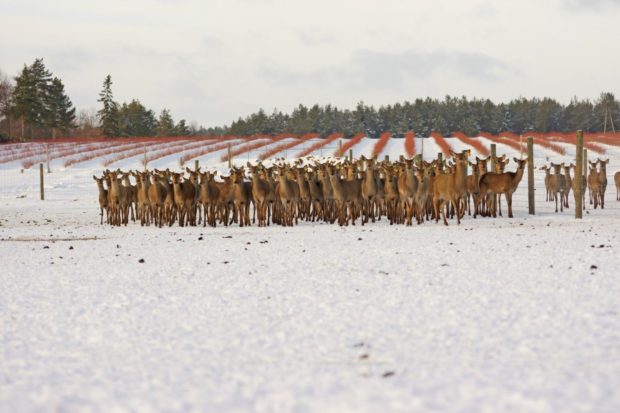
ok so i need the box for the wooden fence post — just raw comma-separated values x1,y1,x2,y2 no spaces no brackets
339,139,343,156
490,143,497,210
227,143,232,168
583,148,588,177
39,163,44,201
349,149,353,162
527,136,535,215
385,155,390,162
46,143,51,173
437,152,443,166
575,130,583,218
195,159,199,172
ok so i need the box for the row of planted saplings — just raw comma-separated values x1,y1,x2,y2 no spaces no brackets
92,150,531,228
539,158,619,212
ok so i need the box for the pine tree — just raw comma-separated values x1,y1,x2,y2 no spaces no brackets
156,109,175,136
0,70,15,138
12,64,37,138
175,119,190,136
97,75,119,137
118,99,156,137
46,77,76,139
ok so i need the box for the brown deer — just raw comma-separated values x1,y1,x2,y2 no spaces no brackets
132,171,151,226
597,158,609,209
154,169,176,226
466,157,488,217
478,158,527,218
549,163,566,213
539,165,552,202
493,155,510,217
230,167,252,227
247,162,273,227
106,170,130,226
93,176,109,225
381,165,401,225
275,164,299,226
432,150,469,225
198,171,220,227
120,172,137,223
294,165,311,221
316,163,335,223
588,163,602,209
359,156,378,224
396,158,417,226
305,167,324,222
171,172,197,227
615,171,620,201
414,165,431,224
561,163,572,208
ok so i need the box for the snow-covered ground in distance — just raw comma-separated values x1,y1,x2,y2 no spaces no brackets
1,137,620,412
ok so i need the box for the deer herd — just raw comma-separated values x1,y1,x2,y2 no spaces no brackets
93,150,618,228
539,158,616,212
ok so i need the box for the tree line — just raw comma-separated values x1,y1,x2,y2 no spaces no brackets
1,58,618,141
0,59,194,140
225,94,619,139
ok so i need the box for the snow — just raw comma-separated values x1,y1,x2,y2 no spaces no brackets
1,138,620,412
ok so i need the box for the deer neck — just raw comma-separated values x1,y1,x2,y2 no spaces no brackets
512,165,525,187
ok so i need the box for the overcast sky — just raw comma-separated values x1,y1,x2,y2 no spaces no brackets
1,0,619,127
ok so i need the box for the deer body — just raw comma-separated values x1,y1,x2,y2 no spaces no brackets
478,158,526,219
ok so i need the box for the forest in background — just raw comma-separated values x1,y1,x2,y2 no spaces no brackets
1,58,618,141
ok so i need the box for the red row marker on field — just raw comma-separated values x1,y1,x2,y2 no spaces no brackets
295,133,343,158
372,132,391,158
258,133,318,161
404,131,416,157
430,131,452,157
335,132,365,157
451,132,490,156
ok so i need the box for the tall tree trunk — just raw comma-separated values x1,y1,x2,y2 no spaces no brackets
20,116,24,140
52,127,57,140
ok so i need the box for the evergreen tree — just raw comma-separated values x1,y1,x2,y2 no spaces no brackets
97,75,119,137
156,109,175,136
118,99,156,137
12,60,51,138
175,119,190,136
0,70,14,138
46,77,76,138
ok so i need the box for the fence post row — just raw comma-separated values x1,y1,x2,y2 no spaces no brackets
575,130,584,219
227,143,232,168
527,136,535,215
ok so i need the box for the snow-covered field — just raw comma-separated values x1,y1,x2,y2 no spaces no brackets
1,138,620,412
